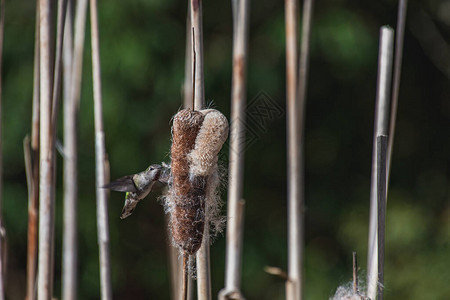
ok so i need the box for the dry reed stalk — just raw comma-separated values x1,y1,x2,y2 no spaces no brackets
62,0,88,297
286,0,314,299
189,1,210,299
51,0,67,129
168,221,182,300
37,0,56,298
172,6,194,300
367,27,394,300
90,0,113,298
183,3,193,110
61,3,74,298
26,3,41,299
376,135,388,300
219,0,249,299
285,1,299,299
0,1,5,299
190,0,204,111
352,252,358,295
387,0,408,177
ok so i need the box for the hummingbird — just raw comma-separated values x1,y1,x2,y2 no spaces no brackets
104,164,170,219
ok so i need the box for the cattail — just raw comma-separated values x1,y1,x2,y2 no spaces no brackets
167,108,228,255
189,109,228,235
169,108,206,255
189,109,229,177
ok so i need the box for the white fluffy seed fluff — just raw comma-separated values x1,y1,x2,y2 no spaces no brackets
330,281,369,300
189,109,229,238
188,109,229,177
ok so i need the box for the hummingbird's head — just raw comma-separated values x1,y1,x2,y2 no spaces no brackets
145,164,162,181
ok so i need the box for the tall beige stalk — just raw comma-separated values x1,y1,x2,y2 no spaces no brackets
189,1,210,299
37,0,56,298
219,0,249,299
61,0,78,298
26,3,40,299
387,0,408,178
90,0,112,299
367,27,394,300
190,0,205,111
286,0,314,299
285,2,298,298
173,4,194,300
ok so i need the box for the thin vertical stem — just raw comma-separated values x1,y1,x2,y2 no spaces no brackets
367,27,394,300
387,0,408,177
182,254,189,300
51,0,67,131
285,0,298,111
196,232,211,300
27,3,40,299
219,200,246,300
90,0,112,299
61,0,77,298
190,1,210,299
352,252,358,295
219,0,249,298
285,1,298,297
183,2,192,110
168,226,181,300
0,1,5,299
190,0,204,111
177,4,194,299
287,0,313,299
376,135,388,300
37,0,56,298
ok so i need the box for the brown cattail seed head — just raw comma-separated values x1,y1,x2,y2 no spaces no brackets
168,108,229,255
170,175,207,254
170,109,206,254
171,109,204,195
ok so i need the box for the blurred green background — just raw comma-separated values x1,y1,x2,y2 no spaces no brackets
2,0,450,299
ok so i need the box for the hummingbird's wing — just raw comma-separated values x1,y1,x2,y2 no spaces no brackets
103,175,138,193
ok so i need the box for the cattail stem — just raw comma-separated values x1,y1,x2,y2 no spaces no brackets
62,0,87,297
182,253,189,300
189,1,210,299
387,0,408,178
285,1,298,298
61,3,74,299
37,0,56,298
176,5,194,299
27,3,40,299
286,0,314,299
352,252,358,295
168,223,182,300
376,135,388,300
190,0,204,111
51,0,67,130
183,2,193,110
90,0,113,299
367,26,394,300
219,0,249,298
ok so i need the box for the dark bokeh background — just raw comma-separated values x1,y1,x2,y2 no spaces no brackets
3,0,450,299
